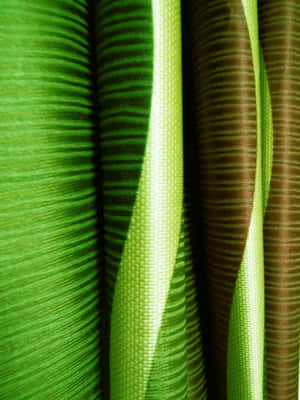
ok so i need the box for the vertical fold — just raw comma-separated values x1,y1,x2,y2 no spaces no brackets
108,0,184,396
186,0,264,398
96,0,208,398
227,1,264,399
0,1,103,398
95,0,209,399
259,2,300,399
182,202,209,400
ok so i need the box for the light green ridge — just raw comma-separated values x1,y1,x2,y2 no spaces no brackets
227,1,265,399
260,48,273,216
110,0,183,399
260,45,273,400
145,221,188,399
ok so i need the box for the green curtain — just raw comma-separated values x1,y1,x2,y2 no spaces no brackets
0,0,299,399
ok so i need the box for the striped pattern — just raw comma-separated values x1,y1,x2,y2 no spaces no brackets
259,3,300,398
95,0,153,310
187,0,257,396
145,204,208,399
183,204,208,400
107,0,185,397
0,1,102,398
145,222,189,400
96,0,209,398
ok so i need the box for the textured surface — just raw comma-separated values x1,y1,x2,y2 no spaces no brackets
95,0,153,310
259,2,300,399
182,204,208,400
106,0,183,397
0,1,102,399
227,1,264,399
187,0,264,398
96,0,207,399
5,0,300,398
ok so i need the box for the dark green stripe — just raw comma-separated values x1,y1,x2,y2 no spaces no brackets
96,0,154,309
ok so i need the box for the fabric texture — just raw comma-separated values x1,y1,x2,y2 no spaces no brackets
0,1,103,399
0,0,299,399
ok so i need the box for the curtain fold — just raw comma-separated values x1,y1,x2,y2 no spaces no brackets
259,2,300,399
0,0,299,399
96,1,207,398
0,1,103,398
186,0,264,397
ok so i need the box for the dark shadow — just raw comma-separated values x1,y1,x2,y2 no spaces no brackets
181,2,218,398
87,1,110,399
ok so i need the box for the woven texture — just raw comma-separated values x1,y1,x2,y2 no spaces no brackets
1,0,300,399
186,0,265,398
96,0,208,399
